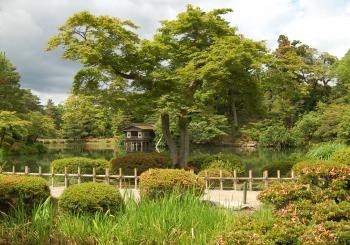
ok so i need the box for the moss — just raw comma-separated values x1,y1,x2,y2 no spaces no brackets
331,148,350,165
58,182,123,214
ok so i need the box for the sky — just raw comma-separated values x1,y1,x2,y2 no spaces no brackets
1,0,350,105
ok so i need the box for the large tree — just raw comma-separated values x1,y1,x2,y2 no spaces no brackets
47,6,267,167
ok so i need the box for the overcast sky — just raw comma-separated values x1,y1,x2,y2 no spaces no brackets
1,0,350,105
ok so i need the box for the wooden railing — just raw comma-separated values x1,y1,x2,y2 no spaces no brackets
0,166,297,191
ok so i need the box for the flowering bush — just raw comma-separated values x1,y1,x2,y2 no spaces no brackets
257,182,311,209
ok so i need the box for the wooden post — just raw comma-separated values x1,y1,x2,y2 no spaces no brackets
12,165,15,175
24,166,29,175
243,182,247,204
93,168,96,183
134,168,137,189
205,170,208,190
51,166,54,187
136,142,138,151
64,167,68,188
119,168,122,189
233,170,237,191
105,168,110,184
141,142,143,152
38,166,42,176
77,167,81,184
263,170,268,188
219,170,223,191
291,170,295,182
277,170,281,181
249,170,253,191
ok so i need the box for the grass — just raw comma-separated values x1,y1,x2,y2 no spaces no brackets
306,142,347,160
0,191,256,244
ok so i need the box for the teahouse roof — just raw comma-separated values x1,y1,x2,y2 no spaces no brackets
123,123,154,131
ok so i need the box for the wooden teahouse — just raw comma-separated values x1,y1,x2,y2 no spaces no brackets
123,123,155,152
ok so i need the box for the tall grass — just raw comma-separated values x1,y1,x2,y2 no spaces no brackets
306,143,347,160
0,192,240,244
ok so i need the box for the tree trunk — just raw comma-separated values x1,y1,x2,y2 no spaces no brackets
178,110,189,168
0,128,6,148
232,101,238,128
161,112,178,167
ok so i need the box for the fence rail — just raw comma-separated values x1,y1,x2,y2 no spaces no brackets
0,166,297,191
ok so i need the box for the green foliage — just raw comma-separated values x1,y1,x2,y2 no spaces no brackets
306,142,347,160
189,114,229,144
0,175,50,213
293,111,321,143
197,167,232,177
331,147,350,165
111,152,171,175
51,157,110,174
258,125,300,148
261,160,295,177
333,50,350,84
62,95,112,139
139,168,205,199
58,182,123,214
188,152,244,174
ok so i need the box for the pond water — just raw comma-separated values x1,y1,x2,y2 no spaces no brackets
0,142,306,175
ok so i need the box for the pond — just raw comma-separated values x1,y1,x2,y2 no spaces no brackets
0,142,306,175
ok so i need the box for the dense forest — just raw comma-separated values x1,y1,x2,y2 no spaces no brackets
1,5,350,164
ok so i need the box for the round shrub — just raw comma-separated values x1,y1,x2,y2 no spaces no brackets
139,169,205,199
0,175,50,213
111,153,171,175
51,157,110,174
58,182,123,214
188,153,244,174
331,148,350,165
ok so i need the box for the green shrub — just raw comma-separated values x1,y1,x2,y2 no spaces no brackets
0,175,50,213
258,125,300,148
257,182,312,209
261,160,295,177
198,168,232,177
306,143,347,160
188,153,244,174
51,157,110,174
58,182,123,214
139,169,205,199
111,153,171,175
331,148,350,165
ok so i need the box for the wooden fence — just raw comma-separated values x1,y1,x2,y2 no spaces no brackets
0,166,297,191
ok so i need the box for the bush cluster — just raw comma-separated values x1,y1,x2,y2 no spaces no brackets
0,175,50,213
218,159,350,244
331,147,350,165
58,182,123,214
139,168,205,199
51,157,110,174
111,152,171,175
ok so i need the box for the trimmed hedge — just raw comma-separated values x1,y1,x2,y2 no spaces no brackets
261,160,295,177
58,182,123,214
51,157,110,174
331,148,350,165
198,168,232,178
0,175,50,213
188,153,244,174
139,169,205,199
111,153,171,175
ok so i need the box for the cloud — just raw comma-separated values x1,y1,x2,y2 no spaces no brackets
0,0,349,104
